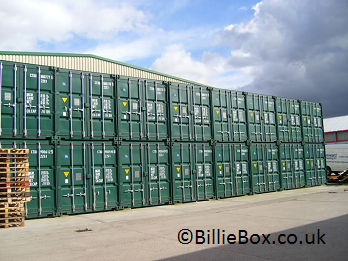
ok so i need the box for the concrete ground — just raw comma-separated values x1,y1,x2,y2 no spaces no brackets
1,184,348,261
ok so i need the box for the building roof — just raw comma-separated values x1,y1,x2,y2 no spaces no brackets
324,115,348,132
0,51,210,87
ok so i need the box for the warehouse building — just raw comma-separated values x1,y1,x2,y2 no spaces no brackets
324,115,348,144
0,51,204,86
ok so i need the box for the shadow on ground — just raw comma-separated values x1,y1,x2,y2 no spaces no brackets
161,214,348,261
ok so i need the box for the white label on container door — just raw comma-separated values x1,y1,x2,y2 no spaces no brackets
95,169,103,183
4,92,11,101
133,102,138,110
159,167,166,179
182,107,187,114
126,176,129,180
41,171,50,186
177,173,180,178
256,114,259,121
74,98,80,106
105,169,114,182
29,171,37,187
63,112,66,116
65,179,69,184
150,167,156,180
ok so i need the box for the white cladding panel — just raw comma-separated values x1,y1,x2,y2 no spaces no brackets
0,54,187,84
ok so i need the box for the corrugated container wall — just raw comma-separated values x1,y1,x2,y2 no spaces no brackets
0,57,326,219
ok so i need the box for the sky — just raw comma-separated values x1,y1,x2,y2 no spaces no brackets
0,0,347,118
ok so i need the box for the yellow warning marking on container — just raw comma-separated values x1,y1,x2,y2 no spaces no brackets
62,97,68,103
283,162,285,166
279,116,282,119
174,106,178,111
216,110,220,114
307,161,309,164
250,113,254,117
64,172,69,177
125,169,129,174
304,117,306,121
219,166,222,170
176,167,180,172
123,102,127,107
254,164,257,168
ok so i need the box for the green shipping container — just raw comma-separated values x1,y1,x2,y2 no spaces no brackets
0,140,56,218
301,101,324,143
116,77,168,140
169,83,212,141
172,143,214,202
279,143,306,189
118,142,171,208
304,144,326,186
215,143,250,198
250,143,280,193
246,94,277,142
57,141,118,215
275,98,302,142
212,89,247,142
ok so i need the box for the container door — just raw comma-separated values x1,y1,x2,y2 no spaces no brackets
117,77,143,140
0,63,20,138
247,94,262,142
316,144,326,185
90,143,118,211
169,83,192,141
88,75,116,139
118,143,146,207
266,144,280,191
144,80,168,140
23,66,54,138
58,142,88,214
0,140,56,218
230,92,247,141
251,144,267,193
280,144,294,189
276,99,289,142
215,144,236,198
292,144,305,187
304,144,317,186
172,144,195,202
212,90,230,142
146,143,170,205
192,87,212,141
194,144,214,200
247,95,276,142
235,144,250,195
56,71,85,139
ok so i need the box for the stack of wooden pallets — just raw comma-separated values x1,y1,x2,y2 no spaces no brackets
0,149,30,228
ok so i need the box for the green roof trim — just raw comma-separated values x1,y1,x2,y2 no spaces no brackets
0,51,212,88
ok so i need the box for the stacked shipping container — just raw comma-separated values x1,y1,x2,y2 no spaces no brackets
0,60,326,219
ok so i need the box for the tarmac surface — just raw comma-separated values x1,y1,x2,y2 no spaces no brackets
1,184,348,261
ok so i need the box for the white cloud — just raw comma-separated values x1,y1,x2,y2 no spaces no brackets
150,44,253,88
238,6,248,11
217,0,348,117
0,0,150,50
151,44,212,84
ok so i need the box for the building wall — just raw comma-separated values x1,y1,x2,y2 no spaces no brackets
325,130,348,144
0,53,192,85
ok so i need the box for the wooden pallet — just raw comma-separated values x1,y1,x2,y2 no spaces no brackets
0,149,29,228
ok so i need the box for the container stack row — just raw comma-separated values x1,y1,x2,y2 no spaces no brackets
0,61,326,219
0,148,30,228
